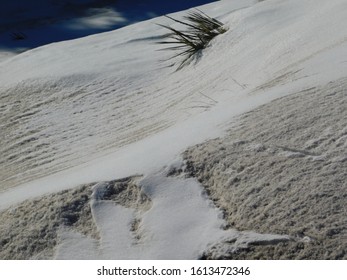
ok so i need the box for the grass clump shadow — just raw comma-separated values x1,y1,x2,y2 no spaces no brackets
157,9,227,70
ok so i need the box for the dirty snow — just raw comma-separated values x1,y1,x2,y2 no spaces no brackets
184,79,347,259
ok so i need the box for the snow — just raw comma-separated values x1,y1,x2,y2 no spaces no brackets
0,0,347,259
0,0,220,61
55,169,289,259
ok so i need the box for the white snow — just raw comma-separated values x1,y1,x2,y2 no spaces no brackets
55,169,289,259
0,1,222,61
1,0,347,259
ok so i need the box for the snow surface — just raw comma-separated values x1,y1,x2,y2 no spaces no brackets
0,0,219,61
1,0,347,259
55,168,289,259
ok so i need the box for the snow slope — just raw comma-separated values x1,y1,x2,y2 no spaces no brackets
0,0,347,259
0,0,218,61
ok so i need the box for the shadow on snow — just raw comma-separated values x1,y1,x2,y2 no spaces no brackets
0,0,218,54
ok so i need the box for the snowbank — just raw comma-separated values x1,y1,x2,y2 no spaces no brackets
1,0,347,259
184,78,347,259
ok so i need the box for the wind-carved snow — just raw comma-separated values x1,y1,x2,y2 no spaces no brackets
1,0,347,193
1,0,347,260
55,169,289,259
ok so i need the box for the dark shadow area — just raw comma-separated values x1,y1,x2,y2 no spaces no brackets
0,0,218,55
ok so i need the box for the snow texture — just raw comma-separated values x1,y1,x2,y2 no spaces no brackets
0,0,347,259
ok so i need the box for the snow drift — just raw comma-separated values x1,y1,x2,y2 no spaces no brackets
0,0,346,259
